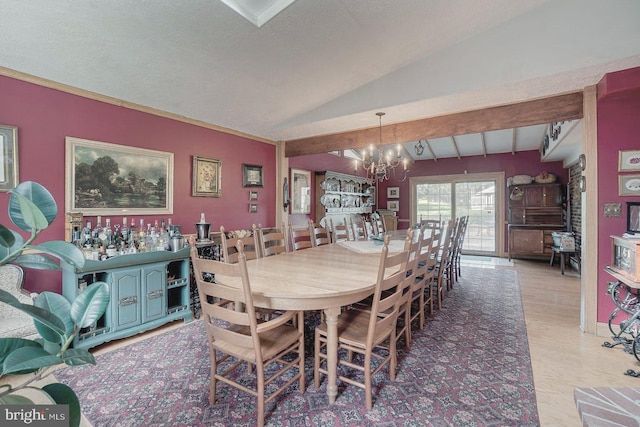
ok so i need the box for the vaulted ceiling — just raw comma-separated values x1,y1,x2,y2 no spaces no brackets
1,0,639,163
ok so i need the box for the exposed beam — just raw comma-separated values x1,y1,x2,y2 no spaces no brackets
451,136,461,159
425,139,437,161
285,91,583,157
480,132,487,157
511,128,517,155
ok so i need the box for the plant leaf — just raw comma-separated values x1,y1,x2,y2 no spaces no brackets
42,383,81,427
0,224,15,248
70,282,110,328
1,346,62,375
0,337,41,366
9,181,57,231
34,292,73,340
0,230,24,263
14,253,64,270
0,290,66,339
0,394,34,405
31,241,86,269
61,348,97,366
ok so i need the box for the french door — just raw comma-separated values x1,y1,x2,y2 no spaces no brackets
410,172,505,256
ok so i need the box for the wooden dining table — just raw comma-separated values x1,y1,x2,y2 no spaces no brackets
214,243,384,404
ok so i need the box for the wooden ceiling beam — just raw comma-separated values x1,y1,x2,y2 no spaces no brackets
284,91,583,157
511,128,517,155
451,136,461,159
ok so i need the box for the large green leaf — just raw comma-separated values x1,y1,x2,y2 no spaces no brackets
0,230,24,263
0,224,15,248
61,348,97,366
42,383,81,427
0,338,41,366
8,181,57,231
0,291,66,339
0,394,35,405
1,346,62,375
31,241,86,269
34,292,73,341
70,282,110,328
13,253,63,270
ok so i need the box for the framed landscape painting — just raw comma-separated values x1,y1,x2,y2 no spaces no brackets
65,137,174,215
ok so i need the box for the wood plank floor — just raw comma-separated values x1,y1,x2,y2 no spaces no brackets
512,258,639,427
71,256,640,426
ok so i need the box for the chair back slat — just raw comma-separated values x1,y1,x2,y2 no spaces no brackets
309,220,331,246
220,225,260,263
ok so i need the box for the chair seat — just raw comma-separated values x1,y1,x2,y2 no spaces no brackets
211,322,302,362
317,309,394,348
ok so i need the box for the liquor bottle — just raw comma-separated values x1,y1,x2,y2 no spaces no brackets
82,220,92,248
92,217,102,249
119,217,129,251
104,219,116,257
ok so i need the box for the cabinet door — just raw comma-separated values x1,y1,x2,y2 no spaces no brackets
524,186,544,206
509,207,526,224
510,229,544,254
111,268,141,332
542,184,562,206
142,265,166,322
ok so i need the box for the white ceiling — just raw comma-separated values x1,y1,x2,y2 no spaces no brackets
1,0,639,163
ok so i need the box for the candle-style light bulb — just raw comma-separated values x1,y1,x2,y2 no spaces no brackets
200,213,206,223
397,144,401,157
403,158,408,170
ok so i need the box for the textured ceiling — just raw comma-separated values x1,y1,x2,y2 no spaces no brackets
1,0,639,162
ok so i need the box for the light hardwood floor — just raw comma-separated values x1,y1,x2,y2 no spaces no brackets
513,258,638,427
67,257,639,426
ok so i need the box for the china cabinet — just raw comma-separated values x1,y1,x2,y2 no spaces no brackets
314,171,375,226
61,248,192,349
508,182,565,260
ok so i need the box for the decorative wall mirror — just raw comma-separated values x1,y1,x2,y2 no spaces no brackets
627,202,640,234
291,168,311,214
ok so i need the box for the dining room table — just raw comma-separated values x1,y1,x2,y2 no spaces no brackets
213,241,388,404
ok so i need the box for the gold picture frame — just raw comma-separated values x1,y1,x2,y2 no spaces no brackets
618,174,640,196
619,150,640,172
291,168,311,214
65,137,174,215
192,156,222,197
0,124,18,192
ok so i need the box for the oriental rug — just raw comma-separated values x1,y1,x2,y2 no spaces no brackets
55,267,539,426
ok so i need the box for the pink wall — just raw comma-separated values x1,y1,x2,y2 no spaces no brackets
0,75,276,292
596,68,640,322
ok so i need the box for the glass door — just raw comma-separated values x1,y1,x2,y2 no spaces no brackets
411,172,505,256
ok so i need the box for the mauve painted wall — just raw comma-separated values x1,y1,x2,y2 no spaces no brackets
0,75,276,293
596,68,640,323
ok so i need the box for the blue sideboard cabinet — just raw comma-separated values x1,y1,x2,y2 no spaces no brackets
61,248,192,349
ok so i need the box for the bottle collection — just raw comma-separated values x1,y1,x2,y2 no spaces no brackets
73,215,179,260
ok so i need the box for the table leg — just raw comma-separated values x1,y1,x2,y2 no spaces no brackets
323,306,340,404
560,253,565,275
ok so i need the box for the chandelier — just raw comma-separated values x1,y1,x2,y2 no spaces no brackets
355,112,409,182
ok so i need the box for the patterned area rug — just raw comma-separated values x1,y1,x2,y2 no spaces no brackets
55,267,539,426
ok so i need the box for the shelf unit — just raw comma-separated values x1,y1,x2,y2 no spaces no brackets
61,248,192,349
314,171,374,226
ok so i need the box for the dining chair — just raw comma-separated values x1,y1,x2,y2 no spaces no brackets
190,240,305,427
309,220,331,247
433,220,455,309
289,224,312,251
422,229,441,316
407,229,435,332
330,218,350,243
394,228,422,349
351,217,368,241
220,225,260,263
314,234,410,410
373,217,385,236
419,215,443,230
451,215,469,283
257,224,287,257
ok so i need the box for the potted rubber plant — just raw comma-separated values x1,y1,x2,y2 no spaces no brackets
0,181,109,427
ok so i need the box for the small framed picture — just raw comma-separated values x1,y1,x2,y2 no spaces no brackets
249,190,258,200
619,174,640,196
192,155,222,198
0,125,18,192
249,203,258,213
619,150,640,172
243,164,263,187
387,187,399,198
387,200,399,211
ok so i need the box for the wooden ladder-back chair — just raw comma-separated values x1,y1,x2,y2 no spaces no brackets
445,218,462,291
433,220,455,309
351,217,368,241
373,217,385,236
330,218,350,243
422,228,441,316
289,224,312,251
309,220,331,247
189,240,305,427
408,229,436,330
314,234,410,410
452,215,469,283
257,224,287,257
394,228,422,350
220,225,260,263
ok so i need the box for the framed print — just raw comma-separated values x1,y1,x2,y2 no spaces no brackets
291,168,311,214
249,203,258,213
0,125,18,191
619,174,640,196
387,200,399,211
627,202,640,233
243,164,263,187
249,190,258,200
387,187,399,198
619,150,640,171
193,156,222,197
65,137,173,215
